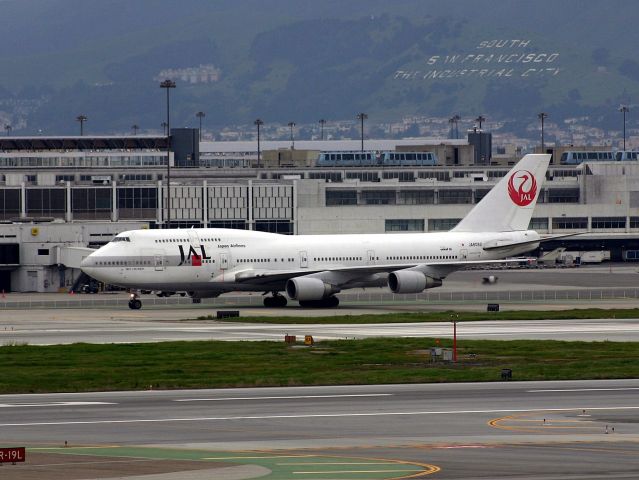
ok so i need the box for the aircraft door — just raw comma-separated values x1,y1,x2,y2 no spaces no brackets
220,253,229,270
367,250,376,265
299,251,308,268
154,255,165,271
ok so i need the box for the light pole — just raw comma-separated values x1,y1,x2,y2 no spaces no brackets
475,115,486,130
161,121,168,135
254,119,264,168
538,112,548,151
196,111,205,142
131,124,139,136
76,115,87,136
288,121,296,149
319,118,326,140
160,79,176,228
4,125,11,136
356,113,367,151
449,115,460,138
619,105,629,150
450,313,459,363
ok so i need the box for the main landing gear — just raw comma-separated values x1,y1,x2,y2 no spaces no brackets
298,296,339,308
263,293,288,308
128,292,142,310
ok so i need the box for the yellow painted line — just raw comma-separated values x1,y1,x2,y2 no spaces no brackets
489,412,603,433
294,469,420,474
280,462,391,465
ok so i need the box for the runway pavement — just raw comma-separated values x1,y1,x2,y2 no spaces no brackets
2,267,639,477
3,316,639,344
0,266,638,345
2,380,639,478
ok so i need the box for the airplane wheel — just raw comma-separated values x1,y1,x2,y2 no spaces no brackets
128,299,142,310
264,295,288,308
326,296,339,308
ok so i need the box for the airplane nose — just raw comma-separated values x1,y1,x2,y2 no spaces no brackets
80,255,92,269
80,253,96,276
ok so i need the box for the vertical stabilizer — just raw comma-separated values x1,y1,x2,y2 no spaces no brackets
451,154,550,232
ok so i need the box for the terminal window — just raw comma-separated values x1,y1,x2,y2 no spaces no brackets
326,190,357,206
385,219,425,232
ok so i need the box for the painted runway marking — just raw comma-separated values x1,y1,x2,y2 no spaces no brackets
3,405,639,427
175,394,393,402
293,469,418,474
528,387,639,393
0,401,115,408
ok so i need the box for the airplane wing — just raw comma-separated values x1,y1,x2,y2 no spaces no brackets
482,233,578,251
232,258,531,286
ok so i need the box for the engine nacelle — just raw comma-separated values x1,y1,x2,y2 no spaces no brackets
187,290,222,299
285,277,339,301
388,270,442,294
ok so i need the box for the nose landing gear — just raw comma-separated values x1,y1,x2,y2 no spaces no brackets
128,293,142,310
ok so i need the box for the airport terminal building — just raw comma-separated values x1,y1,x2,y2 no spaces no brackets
0,129,637,292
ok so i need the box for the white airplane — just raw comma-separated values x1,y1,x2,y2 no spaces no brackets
81,154,551,309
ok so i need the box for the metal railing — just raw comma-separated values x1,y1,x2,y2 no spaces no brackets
1,287,638,310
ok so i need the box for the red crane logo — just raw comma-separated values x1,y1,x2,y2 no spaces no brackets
508,170,537,206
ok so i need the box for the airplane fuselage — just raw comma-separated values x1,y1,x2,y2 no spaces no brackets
81,228,539,294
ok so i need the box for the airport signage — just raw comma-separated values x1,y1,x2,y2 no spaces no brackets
0,447,25,463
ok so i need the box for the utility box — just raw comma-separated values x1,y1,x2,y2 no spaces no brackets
442,349,453,362
430,347,443,362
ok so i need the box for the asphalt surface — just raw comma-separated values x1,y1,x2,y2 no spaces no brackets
1,266,639,344
2,380,639,478
2,266,639,478
3,316,639,344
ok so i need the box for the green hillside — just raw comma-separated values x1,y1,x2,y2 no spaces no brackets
1,0,637,134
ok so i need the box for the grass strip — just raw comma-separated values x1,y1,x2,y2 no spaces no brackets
1,338,638,394
195,308,639,324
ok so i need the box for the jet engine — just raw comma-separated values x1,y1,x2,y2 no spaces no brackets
285,277,339,301
388,270,442,294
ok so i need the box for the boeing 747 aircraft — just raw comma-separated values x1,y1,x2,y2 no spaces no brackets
81,154,551,309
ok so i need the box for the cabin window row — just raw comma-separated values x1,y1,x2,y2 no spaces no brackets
237,258,295,263
387,255,458,261
96,259,152,266
313,257,363,262
154,237,222,243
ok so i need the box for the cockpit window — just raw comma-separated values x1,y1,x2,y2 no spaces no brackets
112,236,131,242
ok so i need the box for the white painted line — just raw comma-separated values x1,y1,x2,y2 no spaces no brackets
528,388,639,393
2,405,639,427
0,402,116,408
175,394,393,402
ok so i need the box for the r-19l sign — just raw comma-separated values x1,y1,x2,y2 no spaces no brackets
0,447,25,463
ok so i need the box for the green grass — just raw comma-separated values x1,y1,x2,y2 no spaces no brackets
196,308,639,324
1,338,638,394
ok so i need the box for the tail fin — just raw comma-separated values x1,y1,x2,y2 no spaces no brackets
451,154,550,233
